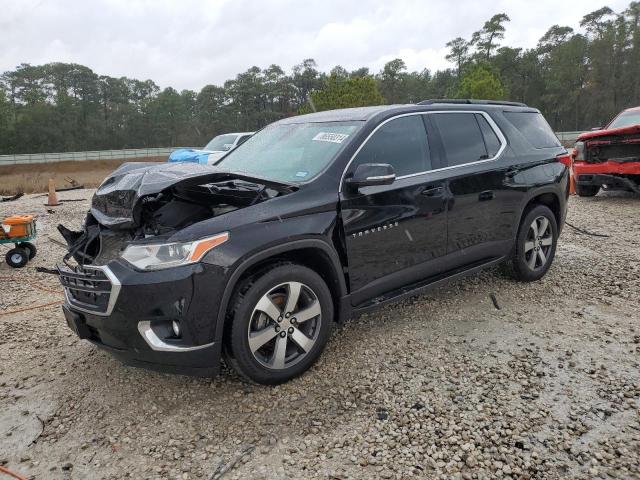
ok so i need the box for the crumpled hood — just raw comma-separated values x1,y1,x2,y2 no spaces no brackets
577,124,640,141
91,162,293,229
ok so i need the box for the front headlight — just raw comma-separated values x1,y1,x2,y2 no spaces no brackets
121,232,229,270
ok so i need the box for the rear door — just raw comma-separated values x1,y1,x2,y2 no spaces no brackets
429,111,513,266
339,114,448,305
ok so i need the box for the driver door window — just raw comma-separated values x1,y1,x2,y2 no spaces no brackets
353,115,431,177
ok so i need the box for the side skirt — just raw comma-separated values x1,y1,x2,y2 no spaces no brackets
350,256,506,317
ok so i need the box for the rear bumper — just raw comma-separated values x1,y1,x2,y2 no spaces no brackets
59,260,226,377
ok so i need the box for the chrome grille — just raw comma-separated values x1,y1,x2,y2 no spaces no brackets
58,264,120,315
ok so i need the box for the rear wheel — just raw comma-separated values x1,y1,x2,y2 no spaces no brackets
6,248,29,268
224,264,333,384
575,184,600,197
18,242,37,260
509,205,558,282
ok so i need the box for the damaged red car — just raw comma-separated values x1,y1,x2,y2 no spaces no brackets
572,106,640,196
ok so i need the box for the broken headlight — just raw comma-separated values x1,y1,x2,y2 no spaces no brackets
121,232,229,270
574,141,585,161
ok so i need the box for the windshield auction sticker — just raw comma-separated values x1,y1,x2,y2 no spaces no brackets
312,132,349,144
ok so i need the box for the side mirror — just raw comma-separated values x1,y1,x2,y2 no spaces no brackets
346,163,396,189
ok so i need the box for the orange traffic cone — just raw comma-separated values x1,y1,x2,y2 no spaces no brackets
569,169,576,195
46,178,61,206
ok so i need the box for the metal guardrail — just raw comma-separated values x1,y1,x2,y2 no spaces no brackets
0,132,586,166
0,147,184,166
555,131,585,143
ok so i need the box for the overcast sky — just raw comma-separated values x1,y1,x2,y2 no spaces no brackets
0,0,632,91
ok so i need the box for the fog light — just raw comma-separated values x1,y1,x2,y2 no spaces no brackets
171,320,181,337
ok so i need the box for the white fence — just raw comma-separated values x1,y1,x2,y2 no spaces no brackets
0,147,182,166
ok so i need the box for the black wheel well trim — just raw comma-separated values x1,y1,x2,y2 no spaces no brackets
516,186,563,229
213,239,348,343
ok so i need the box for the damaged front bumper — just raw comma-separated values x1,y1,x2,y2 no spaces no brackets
58,260,226,377
575,173,640,194
573,160,640,193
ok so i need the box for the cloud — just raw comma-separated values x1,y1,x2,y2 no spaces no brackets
0,0,632,90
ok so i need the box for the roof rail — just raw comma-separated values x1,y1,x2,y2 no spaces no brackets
417,99,528,107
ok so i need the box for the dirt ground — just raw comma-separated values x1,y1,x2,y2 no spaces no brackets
0,158,165,195
0,189,638,480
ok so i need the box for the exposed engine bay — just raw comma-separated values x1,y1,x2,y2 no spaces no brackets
58,162,295,266
585,136,640,163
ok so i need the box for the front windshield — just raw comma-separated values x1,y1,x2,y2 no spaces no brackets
608,111,640,129
204,134,238,151
217,121,362,183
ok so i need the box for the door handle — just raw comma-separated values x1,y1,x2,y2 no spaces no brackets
421,186,444,197
478,190,494,201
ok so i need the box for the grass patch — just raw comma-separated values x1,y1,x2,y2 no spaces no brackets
0,157,165,195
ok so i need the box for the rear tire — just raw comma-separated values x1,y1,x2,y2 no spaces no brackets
224,263,333,385
509,205,558,282
6,248,29,268
575,184,600,197
18,242,37,260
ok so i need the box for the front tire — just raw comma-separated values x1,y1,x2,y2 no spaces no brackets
6,248,29,268
509,205,558,282
224,264,333,385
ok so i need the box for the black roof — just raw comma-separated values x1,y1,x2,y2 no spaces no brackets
418,99,528,107
277,105,396,124
276,100,535,125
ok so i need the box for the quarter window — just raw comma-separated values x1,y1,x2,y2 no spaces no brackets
353,115,430,177
476,114,501,158
503,111,560,148
431,113,488,167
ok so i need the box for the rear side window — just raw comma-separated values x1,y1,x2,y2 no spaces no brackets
431,113,487,167
354,115,430,177
476,114,501,157
504,111,560,148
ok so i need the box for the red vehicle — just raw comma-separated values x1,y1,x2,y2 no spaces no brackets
572,106,640,196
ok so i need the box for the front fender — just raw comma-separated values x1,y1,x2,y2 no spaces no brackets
209,236,347,345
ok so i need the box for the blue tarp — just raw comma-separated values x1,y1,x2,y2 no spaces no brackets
167,148,210,164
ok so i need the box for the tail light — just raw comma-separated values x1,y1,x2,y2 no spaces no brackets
573,141,585,161
556,152,571,167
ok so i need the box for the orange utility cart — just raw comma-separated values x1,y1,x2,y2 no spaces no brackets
1,215,38,268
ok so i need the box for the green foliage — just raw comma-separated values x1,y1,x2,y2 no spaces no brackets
471,13,511,60
2,2,640,154
456,64,505,100
446,37,470,76
304,76,384,113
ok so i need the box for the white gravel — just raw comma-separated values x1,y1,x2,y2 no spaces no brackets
0,189,639,480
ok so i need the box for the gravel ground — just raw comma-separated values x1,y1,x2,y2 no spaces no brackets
0,189,639,480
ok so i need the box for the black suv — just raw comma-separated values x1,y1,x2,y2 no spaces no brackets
58,100,569,384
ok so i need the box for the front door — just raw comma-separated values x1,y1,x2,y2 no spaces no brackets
339,114,448,306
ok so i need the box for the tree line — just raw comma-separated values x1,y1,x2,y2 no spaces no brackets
1,2,639,155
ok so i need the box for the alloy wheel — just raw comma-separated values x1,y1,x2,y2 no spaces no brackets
248,282,322,370
524,215,553,270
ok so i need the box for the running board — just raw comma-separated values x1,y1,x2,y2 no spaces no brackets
352,257,505,315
